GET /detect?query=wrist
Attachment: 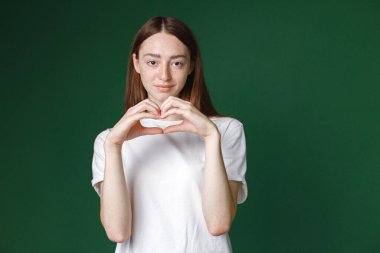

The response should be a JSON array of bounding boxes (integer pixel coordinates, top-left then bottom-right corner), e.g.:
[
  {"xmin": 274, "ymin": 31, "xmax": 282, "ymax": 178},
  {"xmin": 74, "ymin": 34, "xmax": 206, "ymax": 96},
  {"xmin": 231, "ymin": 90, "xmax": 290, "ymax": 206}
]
[
  {"xmin": 204, "ymin": 127, "xmax": 220, "ymax": 142},
  {"xmin": 104, "ymin": 138, "xmax": 123, "ymax": 153}
]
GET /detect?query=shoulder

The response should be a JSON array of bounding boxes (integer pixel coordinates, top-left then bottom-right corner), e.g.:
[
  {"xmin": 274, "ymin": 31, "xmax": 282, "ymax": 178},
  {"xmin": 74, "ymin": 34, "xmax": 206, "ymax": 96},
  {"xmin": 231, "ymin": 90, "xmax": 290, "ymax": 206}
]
[
  {"xmin": 94, "ymin": 128, "xmax": 112, "ymax": 143},
  {"xmin": 209, "ymin": 116, "xmax": 244, "ymax": 137}
]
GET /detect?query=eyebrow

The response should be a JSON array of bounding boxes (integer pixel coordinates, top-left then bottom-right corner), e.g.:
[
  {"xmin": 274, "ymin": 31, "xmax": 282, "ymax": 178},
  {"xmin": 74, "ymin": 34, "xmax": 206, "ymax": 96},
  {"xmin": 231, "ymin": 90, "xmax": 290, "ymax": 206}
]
[{"xmin": 142, "ymin": 53, "xmax": 187, "ymax": 59}]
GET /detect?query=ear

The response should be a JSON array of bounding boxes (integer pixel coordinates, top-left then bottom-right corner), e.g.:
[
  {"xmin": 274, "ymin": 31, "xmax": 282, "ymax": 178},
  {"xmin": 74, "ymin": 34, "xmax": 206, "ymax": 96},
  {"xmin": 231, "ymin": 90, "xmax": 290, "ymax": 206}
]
[{"xmin": 132, "ymin": 53, "xmax": 141, "ymax": 74}]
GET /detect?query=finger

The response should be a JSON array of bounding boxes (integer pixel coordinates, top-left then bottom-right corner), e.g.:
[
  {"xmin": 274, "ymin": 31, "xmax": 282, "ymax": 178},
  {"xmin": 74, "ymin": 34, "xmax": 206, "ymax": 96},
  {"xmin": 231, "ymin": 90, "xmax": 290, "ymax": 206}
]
[
  {"xmin": 130, "ymin": 101, "xmax": 160, "ymax": 116},
  {"xmin": 132, "ymin": 112, "xmax": 160, "ymax": 122},
  {"xmin": 160, "ymin": 96, "xmax": 174, "ymax": 111},
  {"xmin": 160, "ymin": 108, "xmax": 187, "ymax": 119},
  {"xmin": 139, "ymin": 100, "xmax": 161, "ymax": 114},
  {"xmin": 146, "ymin": 98, "xmax": 161, "ymax": 108},
  {"xmin": 161, "ymin": 99, "xmax": 191, "ymax": 116},
  {"xmin": 142, "ymin": 98, "xmax": 161, "ymax": 111},
  {"xmin": 140, "ymin": 127, "xmax": 163, "ymax": 135},
  {"xmin": 160, "ymin": 96, "xmax": 185, "ymax": 113},
  {"xmin": 115, "ymin": 111, "xmax": 155, "ymax": 129},
  {"xmin": 163, "ymin": 124, "xmax": 188, "ymax": 134}
]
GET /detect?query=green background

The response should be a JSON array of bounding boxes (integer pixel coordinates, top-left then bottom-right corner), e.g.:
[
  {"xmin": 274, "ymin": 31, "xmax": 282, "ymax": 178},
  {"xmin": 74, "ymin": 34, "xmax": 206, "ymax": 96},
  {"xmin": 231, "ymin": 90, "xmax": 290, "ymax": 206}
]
[{"xmin": 1, "ymin": 0, "xmax": 379, "ymax": 252}]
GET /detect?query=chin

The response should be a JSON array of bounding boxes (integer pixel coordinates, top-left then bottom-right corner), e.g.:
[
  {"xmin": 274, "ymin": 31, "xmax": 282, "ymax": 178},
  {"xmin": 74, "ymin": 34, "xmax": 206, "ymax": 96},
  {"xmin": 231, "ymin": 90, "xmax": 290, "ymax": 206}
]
[
  {"xmin": 159, "ymin": 92, "xmax": 177, "ymax": 99},
  {"xmin": 153, "ymin": 94, "xmax": 172, "ymax": 103},
  {"xmin": 149, "ymin": 89, "xmax": 180, "ymax": 104}
]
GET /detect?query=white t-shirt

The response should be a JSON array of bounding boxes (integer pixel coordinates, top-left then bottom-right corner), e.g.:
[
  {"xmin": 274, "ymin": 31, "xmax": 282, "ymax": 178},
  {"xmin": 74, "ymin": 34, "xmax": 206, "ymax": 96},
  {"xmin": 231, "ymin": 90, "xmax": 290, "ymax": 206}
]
[{"xmin": 91, "ymin": 116, "xmax": 248, "ymax": 253}]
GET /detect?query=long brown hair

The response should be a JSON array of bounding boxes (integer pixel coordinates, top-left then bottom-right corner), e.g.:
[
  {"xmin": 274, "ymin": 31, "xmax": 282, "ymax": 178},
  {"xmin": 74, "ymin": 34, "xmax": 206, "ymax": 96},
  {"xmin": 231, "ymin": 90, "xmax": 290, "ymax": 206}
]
[{"xmin": 124, "ymin": 16, "xmax": 221, "ymax": 117}]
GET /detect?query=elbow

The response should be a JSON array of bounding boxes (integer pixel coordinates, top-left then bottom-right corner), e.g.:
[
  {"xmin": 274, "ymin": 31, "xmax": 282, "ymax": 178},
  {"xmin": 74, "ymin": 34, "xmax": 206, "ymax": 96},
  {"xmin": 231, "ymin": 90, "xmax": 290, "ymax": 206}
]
[
  {"xmin": 101, "ymin": 217, "xmax": 132, "ymax": 243},
  {"xmin": 100, "ymin": 210, "xmax": 132, "ymax": 243},
  {"xmin": 206, "ymin": 209, "xmax": 236, "ymax": 236},
  {"xmin": 106, "ymin": 229, "xmax": 131, "ymax": 243},
  {"xmin": 206, "ymin": 219, "xmax": 232, "ymax": 236}
]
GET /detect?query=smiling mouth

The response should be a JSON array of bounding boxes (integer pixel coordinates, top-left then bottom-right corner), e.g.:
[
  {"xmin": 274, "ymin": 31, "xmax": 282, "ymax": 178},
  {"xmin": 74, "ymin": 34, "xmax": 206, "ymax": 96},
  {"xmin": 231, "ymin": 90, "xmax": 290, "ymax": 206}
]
[{"xmin": 155, "ymin": 85, "xmax": 174, "ymax": 92}]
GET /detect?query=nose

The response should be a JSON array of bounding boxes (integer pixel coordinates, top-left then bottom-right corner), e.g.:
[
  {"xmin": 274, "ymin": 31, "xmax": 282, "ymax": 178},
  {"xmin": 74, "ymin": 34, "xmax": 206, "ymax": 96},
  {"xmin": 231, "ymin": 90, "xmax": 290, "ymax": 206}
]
[{"xmin": 159, "ymin": 63, "xmax": 171, "ymax": 81}]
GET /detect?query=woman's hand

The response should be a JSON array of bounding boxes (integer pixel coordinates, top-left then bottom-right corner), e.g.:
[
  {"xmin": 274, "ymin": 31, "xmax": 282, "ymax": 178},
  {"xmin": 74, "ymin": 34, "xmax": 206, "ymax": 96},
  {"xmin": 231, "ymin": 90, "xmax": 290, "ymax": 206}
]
[
  {"xmin": 106, "ymin": 99, "xmax": 163, "ymax": 146},
  {"xmin": 160, "ymin": 96, "xmax": 219, "ymax": 138}
]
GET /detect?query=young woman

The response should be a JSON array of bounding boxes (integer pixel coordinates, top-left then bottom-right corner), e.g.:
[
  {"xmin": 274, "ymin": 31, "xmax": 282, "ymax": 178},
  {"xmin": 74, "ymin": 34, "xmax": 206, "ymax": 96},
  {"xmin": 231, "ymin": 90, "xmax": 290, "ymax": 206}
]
[{"xmin": 91, "ymin": 16, "xmax": 248, "ymax": 253}]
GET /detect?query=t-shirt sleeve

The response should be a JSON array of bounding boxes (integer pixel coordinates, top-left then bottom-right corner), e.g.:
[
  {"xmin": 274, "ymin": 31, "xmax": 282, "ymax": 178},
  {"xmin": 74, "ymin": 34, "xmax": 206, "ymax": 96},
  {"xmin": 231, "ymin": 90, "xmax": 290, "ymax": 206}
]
[
  {"xmin": 91, "ymin": 129, "xmax": 110, "ymax": 196},
  {"xmin": 221, "ymin": 119, "xmax": 248, "ymax": 204}
]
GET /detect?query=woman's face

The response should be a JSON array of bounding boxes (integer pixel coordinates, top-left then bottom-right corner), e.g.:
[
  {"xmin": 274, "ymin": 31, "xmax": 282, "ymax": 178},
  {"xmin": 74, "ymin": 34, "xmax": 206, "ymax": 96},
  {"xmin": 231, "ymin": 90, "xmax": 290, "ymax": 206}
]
[{"xmin": 133, "ymin": 32, "xmax": 194, "ymax": 106}]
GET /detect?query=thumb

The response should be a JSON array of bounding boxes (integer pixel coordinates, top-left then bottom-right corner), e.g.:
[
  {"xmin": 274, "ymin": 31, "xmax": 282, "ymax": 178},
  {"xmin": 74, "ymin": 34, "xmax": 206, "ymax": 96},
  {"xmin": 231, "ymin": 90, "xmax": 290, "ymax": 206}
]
[
  {"xmin": 141, "ymin": 127, "xmax": 164, "ymax": 135},
  {"xmin": 163, "ymin": 124, "xmax": 187, "ymax": 134}
]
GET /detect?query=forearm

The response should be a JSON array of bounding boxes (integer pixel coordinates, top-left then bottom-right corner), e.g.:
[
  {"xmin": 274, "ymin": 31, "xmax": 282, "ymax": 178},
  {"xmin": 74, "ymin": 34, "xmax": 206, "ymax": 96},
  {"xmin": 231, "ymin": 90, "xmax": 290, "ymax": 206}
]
[
  {"xmin": 202, "ymin": 131, "xmax": 236, "ymax": 236},
  {"xmin": 101, "ymin": 141, "xmax": 132, "ymax": 242}
]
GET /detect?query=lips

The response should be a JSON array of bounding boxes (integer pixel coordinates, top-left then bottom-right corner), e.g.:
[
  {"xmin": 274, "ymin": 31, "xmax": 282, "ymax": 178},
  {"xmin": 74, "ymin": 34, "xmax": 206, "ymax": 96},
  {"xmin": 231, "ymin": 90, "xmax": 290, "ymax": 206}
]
[
  {"xmin": 155, "ymin": 84, "xmax": 174, "ymax": 92},
  {"xmin": 155, "ymin": 84, "xmax": 174, "ymax": 88}
]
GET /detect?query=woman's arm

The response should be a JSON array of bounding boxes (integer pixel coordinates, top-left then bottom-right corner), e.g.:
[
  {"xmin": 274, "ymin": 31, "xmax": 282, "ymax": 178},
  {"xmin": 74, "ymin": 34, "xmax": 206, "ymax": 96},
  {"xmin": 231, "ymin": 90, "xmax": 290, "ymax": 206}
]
[
  {"xmin": 159, "ymin": 96, "xmax": 241, "ymax": 236},
  {"xmin": 202, "ymin": 130, "xmax": 240, "ymax": 236},
  {"xmin": 99, "ymin": 141, "xmax": 132, "ymax": 243},
  {"xmin": 98, "ymin": 99, "xmax": 162, "ymax": 243}
]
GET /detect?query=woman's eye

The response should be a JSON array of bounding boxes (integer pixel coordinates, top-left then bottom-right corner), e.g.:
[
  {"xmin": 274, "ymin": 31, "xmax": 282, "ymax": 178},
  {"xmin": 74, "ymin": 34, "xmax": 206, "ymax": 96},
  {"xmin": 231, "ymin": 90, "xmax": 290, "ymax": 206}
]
[
  {"xmin": 173, "ymin": 62, "xmax": 184, "ymax": 67},
  {"xmin": 147, "ymin": 61, "xmax": 157, "ymax": 66}
]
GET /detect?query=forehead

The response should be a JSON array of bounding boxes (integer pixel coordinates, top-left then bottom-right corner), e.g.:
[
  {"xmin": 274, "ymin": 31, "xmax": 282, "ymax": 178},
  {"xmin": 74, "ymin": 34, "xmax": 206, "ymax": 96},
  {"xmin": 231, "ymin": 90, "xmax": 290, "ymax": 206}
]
[{"xmin": 139, "ymin": 32, "xmax": 189, "ymax": 57}]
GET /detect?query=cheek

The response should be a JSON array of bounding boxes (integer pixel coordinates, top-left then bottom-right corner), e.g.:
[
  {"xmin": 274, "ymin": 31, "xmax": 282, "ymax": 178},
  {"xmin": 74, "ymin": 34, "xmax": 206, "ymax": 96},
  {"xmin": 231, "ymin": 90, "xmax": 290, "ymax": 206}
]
[
  {"xmin": 139, "ymin": 69, "xmax": 155, "ymax": 82},
  {"xmin": 139, "ymin": 74, "xmax": 152, "ymax": 90},
  {"xmin": 175, "ymin": 69, "xmax": 190, "ymax": 82}
]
